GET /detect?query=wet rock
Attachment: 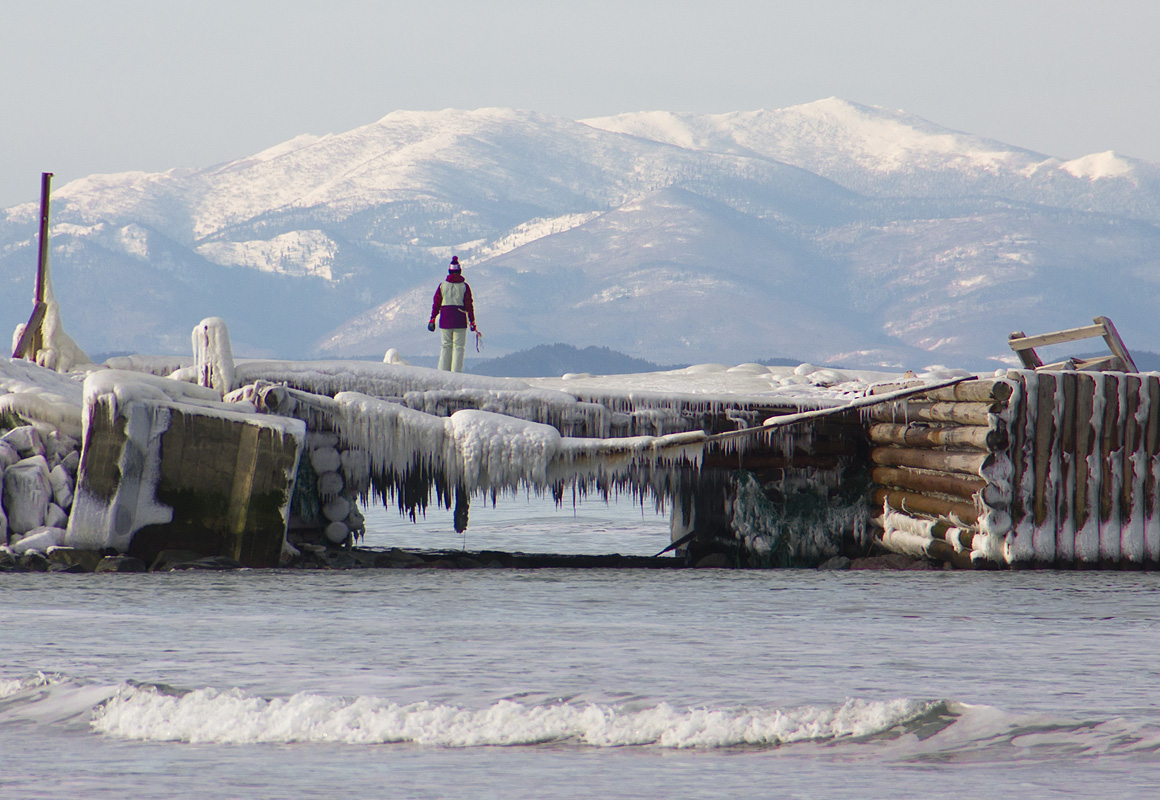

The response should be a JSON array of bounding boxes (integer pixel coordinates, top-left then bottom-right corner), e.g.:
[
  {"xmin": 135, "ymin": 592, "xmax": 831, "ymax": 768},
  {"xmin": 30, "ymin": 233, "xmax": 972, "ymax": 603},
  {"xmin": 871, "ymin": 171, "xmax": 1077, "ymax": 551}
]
[
  {"xmin": 19, "ymin": 551, "xmax": 49, "ymax": 571},
  {"xmin": 319, "ymin": 550, "xmax": 360, "ymax": 569},
  {"xmin": 94, "ymin": 555, "xmax": 149, "ymax": 573},
  {"xmin": 694, "ymin": 552, "xmax": 733, "ymax": 569},
  {"xmin": 149, "ymin": 549, "xmax": 210, "ymax": 571},
  {"xmin": 456, "ymin": 556, "xmax": 486, "ymax": 569},
  {"xmin": 0, "ymin": 548, "xmax": 17, "ymax": 570},
  {"xmin": 48, "ymin": 547, "xmax": 105, "ymax": 572},
  {"xmin": 49, "ymin": 561, "xmax": 88, "ymax": 573},
  {"xmin": 171, "ymin": 556, "xmax": 244, "ymax": 571},
  {"xmin": 818, "ymin": 555, "xmax": 852, "ymax": 570},
  {"xmin": 849, "ymin": 554, "xmax": 936, "ymax": 571},
  {"xmin": 383, "ymin": 548, "xmax": 426, "ymax": 566}
]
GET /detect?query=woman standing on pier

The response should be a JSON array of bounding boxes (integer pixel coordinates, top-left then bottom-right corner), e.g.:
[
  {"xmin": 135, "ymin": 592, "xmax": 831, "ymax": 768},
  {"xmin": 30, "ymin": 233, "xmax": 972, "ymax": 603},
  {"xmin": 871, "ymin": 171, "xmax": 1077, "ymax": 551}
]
[{"xmin": 428, "ymin": 256, "xmax": 478, "ymax": 372}]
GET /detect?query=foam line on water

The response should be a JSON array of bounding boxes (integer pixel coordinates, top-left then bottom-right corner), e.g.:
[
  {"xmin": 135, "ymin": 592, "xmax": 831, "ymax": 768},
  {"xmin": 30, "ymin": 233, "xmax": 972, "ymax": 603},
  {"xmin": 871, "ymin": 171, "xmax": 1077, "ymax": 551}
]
[{"xmin": 86, "ymin": 683, "xmax": 947, "ymax": 747}]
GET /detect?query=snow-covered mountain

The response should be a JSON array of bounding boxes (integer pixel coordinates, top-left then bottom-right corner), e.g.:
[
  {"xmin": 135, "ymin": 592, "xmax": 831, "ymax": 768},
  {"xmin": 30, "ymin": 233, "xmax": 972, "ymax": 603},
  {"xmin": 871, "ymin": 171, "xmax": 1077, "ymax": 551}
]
[{"xmin": 2, "ymin": 100, "xmax": 1158, "ymax": 369}]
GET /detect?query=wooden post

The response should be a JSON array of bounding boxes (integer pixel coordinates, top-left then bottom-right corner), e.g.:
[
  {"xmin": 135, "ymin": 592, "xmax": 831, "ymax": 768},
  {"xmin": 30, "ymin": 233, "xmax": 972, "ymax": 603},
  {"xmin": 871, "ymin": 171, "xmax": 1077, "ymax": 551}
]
[
  {"xmin": 12, "ymin": 173, "xmax": 53, "ymax": 359},
  {"xmin": 31, "ymin": 172, "xmax": 52, "ymax": 356}
]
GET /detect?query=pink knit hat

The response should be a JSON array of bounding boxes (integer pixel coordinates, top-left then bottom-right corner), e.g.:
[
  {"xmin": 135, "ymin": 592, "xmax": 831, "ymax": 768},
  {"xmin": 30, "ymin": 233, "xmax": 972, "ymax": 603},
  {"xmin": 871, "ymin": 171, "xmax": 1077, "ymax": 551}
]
[{"xmin": 449, "ymin": 256, "xmax": 461, "ymax": 272}]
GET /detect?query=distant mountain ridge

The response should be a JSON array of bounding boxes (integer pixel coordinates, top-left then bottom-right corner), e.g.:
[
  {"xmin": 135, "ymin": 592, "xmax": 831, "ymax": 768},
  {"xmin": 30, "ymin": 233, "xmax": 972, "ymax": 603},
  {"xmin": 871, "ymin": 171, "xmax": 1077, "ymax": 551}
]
[{"xmin": 3, "ymin": 100, "xmax": 1159, "ymax": 369}]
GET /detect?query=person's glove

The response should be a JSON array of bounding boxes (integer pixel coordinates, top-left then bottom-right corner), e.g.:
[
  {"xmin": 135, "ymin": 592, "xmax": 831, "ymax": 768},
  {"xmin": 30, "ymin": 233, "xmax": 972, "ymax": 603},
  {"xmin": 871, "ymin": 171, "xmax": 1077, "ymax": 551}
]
[
  {"xmin": 470, "ymin": 323, "xmax": 477, "ymax": 332},
  {"xmin": 428, "ymin": 320, "xmax": 436, "ymax": 332}
]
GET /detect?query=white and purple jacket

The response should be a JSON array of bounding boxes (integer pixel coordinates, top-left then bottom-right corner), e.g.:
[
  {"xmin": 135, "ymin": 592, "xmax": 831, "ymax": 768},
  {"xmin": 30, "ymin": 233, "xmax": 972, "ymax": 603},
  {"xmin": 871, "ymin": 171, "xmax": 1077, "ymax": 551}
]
[{"xmin": 430, "ymin": 273, "xmax": 476, "ymax": 329}]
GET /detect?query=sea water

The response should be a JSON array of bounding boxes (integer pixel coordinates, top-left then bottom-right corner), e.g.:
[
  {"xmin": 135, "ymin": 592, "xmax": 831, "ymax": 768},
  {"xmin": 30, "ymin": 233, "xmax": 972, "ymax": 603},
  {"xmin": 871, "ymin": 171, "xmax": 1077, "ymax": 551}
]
[{"xmin": 3, "ymin": 497, "xmax": 1160, "ymax": 799}]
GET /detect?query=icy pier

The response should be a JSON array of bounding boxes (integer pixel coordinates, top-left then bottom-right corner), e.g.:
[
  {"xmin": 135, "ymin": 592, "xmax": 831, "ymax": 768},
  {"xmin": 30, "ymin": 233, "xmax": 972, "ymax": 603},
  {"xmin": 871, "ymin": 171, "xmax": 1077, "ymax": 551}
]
[{"xmin": 9, "ymin": 336, "xmax": 1160, "ymax": 571}]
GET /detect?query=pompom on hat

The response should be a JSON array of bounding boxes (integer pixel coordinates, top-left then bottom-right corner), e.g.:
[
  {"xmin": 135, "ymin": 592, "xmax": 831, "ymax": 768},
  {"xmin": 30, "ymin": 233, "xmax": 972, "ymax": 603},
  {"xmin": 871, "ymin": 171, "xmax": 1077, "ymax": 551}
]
[{"xmin": 448, "ymin": 256, "xmax": 461, "ymax": 273}]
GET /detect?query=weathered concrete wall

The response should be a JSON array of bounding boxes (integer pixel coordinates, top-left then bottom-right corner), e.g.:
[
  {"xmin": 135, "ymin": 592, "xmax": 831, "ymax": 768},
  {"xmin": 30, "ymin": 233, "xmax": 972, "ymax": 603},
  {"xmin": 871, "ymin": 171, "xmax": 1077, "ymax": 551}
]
[{"xmin": 68, "ymin": 396, "xmax": 305, "ymax": 568}]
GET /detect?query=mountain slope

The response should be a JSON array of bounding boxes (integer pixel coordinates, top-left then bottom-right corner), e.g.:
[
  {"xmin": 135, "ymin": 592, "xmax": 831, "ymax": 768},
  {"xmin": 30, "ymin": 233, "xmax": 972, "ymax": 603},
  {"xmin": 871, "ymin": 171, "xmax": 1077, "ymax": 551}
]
[{"xmin": 2, "ymin": 101, "xmax": 1159, "ymax": 368}]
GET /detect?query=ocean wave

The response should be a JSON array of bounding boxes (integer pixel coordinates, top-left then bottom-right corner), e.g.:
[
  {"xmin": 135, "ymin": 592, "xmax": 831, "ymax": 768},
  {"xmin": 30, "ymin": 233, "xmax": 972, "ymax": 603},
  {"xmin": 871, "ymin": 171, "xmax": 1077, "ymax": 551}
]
[
  {"xmin": 3, "ymin": 672, "xmax": 1159, "ymax": 757},
  {"xmin": 91, "ymin": 687, "xmax": 947, "ymax": 748}
]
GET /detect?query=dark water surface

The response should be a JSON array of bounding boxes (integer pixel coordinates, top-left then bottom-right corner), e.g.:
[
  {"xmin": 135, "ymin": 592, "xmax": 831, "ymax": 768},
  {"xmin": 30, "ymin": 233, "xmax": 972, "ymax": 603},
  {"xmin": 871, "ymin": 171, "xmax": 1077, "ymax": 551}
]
[{"xmin": 3, "ymin": 500, "xmax": 1159, "ymax": 798}]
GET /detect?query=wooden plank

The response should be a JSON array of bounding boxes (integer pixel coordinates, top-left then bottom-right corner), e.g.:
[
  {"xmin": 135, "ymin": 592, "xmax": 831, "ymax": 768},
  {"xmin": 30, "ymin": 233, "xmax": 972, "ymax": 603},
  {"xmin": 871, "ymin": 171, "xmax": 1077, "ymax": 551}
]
[
  {"xmin": 1096, "ymin": 315, "xmax": 1139, "ymax": 374},
  {"xmin": 1009, "ymin": 331, "xmax": 1044, "ymax": 368},
  {"xmin": 1008, "ymin": 371, "xmax": 1029, "ymax": 535},
  {"xmin": 1033, "ymin": 373, "xmax": 1056, "ymax": 528},
  {"xmin": 1032, "ymin": 373, "xmax": 1057, "ymax": 563},
  {"xmin": 1055, "ymin": 372, "xmax": 1076, "ymax": 563},
  {"xmin": 1075, "ymin": 355, "xmax": 1123, "ymax": 372},
  {"xmin": 1146, "ymin": 375, "xmax": 1160, "ymax": 562},
  {"xmin": 1008, "ymin": 323, "xmax": 1108, "ymax": 351},
  {"xmin": 11, "ymin": 301, "xmax": 47, "ymax": 359},
  {"xmin": 1121, "ymin": 374, "xmax": 1145, "ymax": 562},
  {"xmin": 1099, "ymin": 373, "xmax": 1122, "ymax": 563}
]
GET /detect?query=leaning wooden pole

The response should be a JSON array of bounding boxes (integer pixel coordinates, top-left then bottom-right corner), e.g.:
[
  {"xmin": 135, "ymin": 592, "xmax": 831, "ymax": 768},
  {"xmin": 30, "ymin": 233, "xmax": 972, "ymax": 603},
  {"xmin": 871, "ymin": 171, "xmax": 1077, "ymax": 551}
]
[{"xmin": 12, "ymin": 172, "xmax": 53, "ymax": 359}]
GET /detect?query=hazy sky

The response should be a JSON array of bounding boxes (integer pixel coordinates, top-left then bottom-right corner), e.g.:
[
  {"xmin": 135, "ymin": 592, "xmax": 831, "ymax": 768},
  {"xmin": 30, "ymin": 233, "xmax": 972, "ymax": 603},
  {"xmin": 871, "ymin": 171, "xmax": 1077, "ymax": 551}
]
[{"xmin": 3, "ymin": 0, "xmax": 1158, "ymax": 207}]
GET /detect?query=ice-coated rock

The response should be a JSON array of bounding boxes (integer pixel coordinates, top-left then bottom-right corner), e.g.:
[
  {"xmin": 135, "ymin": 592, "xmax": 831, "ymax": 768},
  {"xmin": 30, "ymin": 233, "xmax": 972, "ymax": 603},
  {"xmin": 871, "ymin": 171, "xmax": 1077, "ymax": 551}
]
[
  {"xmin": 317, "ymin": 470, "xmax": 344, "ymax": 499},
  {"xmin": 324, "ymin": 520, "xmax": 350, "ymax": 544},
  {"xmin": 0, "ymin": 441, "xmax": 18, "ymax": 469},
  {"xmin": 11, "ymin": 526, "xmax": 67, "ymax": 555},
  {"xmin": 1, "ymin": 426, "xmax": 43, "ymax": 458},
  {"xmin": 306, "ymin": 431, "xmax": 340, "ymax": 450},
  {"xmin": 3, "ymin": 455, "xmax": 52, "ymax": 535},
  {"xmin": 310, "ymin": 446, "xmax": 341, "ymax": 474},
  {"xmin": 45, "ymin": 502, "xmax": 69, "ymax": 529},
  {"xmin": 60, "ymin": 450, "xmax": 81, "ymax": 476},
  {"xmin": 322, "ymin": 496, "xmax": 351, "ymax": 523},
  {"xmin": 49, "ymin": 464, "xmax": 74, "ymax": 510}
]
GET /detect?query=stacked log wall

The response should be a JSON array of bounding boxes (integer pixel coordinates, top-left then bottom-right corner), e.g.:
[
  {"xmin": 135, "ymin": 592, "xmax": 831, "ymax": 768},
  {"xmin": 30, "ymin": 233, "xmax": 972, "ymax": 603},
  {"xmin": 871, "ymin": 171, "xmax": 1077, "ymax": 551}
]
[
  {"xmin": 871, "ymin": 371, "xmax": 1160, "ymax": 569},
  {"xmin": 867, "ymin": 378, "xmax": 1019, "ymax": 568}
]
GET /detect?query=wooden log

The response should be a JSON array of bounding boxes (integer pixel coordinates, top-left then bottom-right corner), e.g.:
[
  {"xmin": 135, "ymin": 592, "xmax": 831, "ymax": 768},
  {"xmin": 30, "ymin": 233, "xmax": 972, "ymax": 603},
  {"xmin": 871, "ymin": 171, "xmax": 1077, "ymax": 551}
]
[
  {"xmin": 878, "ymin": 528, "xmax": 967, "ymax": 567},
  {"xmin": 1056, "ymin": 371, "xmax": 1077, "ymax": 563},
  {"xmin": 869, "ymin": 402, "xmax": 996, "ymax": 426},
  {"xmin": 871, "ymin": 465, "xmax": 986, "ymax": 502},
  {"xmin": 1146, "ymin": 375, "xmax": 1160, "ymax": 561},
  {"xmin": 918, "ymin": 379, "xmax": 1014, "ymax": 404},
  {"xmin": 870, "ymin": 446, "xmax": 989, "ymax": 476},
  {"xmin": 873, "ymin": 487, "xmax": 980, "ymax": 525},
  {"xmin": 1009, "ymin": 323, "xmax": 1107, "ymax": 351},
  {"xmin": 1100, "ymin": 373, "xmax": 1122, "ymax": 562},
  {"xmin": 1009, "ymin": 332, "xmax": 1044, "ymax": 368},
  {"xmin": 1033, "ymin": 372, "xmax": 1056, "ymax": 528},
  {"xmin": 867, "ymin": 422, "xmax": 1006, "ymax": 452},
  {"xmin": 1074, "ymin": 373, "xmax": 1095, "ymax": 533},
  {"xmin": 1121, "ymin": 374, "xmax": 1144, "ymax": 562}
]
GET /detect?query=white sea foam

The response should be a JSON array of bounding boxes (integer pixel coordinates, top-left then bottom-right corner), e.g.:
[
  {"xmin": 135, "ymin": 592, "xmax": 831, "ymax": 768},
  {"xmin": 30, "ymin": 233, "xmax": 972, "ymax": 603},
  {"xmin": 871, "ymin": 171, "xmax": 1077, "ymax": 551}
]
[{"xmin": 90, "ymin": 686, "xmax": 941, "ymax": 748}]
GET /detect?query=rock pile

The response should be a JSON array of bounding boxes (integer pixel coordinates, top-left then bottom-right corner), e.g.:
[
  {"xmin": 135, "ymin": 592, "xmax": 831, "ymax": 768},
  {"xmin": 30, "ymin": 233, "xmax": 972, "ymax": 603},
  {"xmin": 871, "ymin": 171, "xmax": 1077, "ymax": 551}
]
[
  {"xmin": 0, "ymin": 422, "xmax": 80, "ymax": 555},
  {"xmin": 287, "ymin": 428, "xmax": 368, "ymax": 549}
]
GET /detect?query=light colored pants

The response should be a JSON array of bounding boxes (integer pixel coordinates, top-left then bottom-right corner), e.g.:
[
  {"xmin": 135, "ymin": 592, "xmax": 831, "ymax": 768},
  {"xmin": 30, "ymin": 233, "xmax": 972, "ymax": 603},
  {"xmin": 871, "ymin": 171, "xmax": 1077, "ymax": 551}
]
[{"xmin": 439, "ymin": 327, "xmax": 467, "ymax": 372}]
